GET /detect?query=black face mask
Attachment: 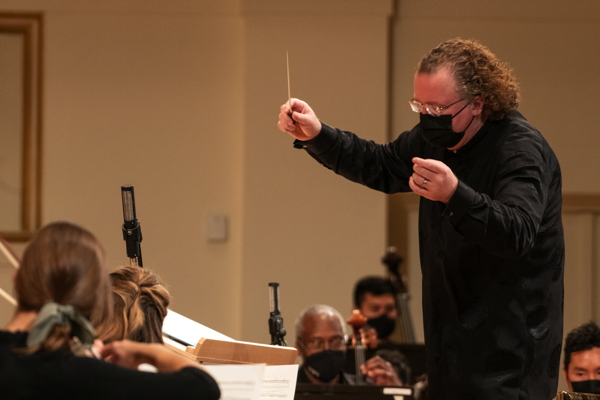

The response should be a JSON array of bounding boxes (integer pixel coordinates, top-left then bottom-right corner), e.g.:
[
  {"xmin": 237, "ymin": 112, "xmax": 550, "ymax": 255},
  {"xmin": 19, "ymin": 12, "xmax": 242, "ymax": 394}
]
[
  {"xmin": 303, "ymin": 350, "xmax": 346, "ymax": 383},
  {"xmin": 367, "ymin": 314, "xmax": 396, "ymax": 339},
  {"xmin": 418, "ymin": 101, "xmax": 473, "ymax": 148},
  {"xmin": 571, "ymin": 380, "xmax": 600, "ymax": 394}
]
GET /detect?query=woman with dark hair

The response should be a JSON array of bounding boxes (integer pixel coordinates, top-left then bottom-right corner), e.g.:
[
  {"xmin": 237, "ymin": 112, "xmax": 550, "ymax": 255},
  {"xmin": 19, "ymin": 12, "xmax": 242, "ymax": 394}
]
[
  {"xmin": 0, "ymin": 221, "xmax": 219, "ymax": 400},
  {"xmin": 94, "ymin": 265, "xmax": 170, "ymax": 344}
]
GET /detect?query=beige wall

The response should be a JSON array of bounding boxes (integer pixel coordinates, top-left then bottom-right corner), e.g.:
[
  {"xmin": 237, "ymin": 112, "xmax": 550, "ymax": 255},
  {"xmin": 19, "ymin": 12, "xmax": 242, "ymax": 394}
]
[
  {"xmin": 0, "ymin": 0, "xmax": 392, "ymax": 347},
  {"xmin": 239, "ymin": 1, "xmax": 391, "ymax": 344}
]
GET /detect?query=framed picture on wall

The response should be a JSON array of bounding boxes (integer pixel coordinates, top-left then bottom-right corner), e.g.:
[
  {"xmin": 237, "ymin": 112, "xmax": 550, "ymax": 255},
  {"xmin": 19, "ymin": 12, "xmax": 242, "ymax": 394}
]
[{"xmin": 0, "ymin": 13, "xmax": 42, "ymax": 241}]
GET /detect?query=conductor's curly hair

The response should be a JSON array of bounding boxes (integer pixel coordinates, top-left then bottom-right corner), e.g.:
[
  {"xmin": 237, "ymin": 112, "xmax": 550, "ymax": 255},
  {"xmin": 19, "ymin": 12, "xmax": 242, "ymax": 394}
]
[{"xmin": 417, "ymin": 38, "xmax": 520, "ymax": 122}]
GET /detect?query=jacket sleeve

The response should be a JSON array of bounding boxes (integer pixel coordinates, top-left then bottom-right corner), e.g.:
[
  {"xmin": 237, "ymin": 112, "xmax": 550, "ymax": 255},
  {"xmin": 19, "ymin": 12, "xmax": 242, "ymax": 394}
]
[
  {"xmin": 295, "ymin": 122, "xmax": 421, "ymax": 194},
  {"xmin": 442, "ymin": 145, "xmax": 560, "ymax": 259}
]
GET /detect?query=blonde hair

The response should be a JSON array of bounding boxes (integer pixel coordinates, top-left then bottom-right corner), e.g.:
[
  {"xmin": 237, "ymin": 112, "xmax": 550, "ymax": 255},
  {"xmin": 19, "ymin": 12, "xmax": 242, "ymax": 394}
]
[
  {"xmin": 15, "ymin": 221, "xmax": 112, "ymax": 353},
  {"xmin": 94, "ymin": 266, "xmax": 170, "ymax": 344},
  {"xmin": 417, "ymin": 38, "xmax": 520, "ymax": 122}
]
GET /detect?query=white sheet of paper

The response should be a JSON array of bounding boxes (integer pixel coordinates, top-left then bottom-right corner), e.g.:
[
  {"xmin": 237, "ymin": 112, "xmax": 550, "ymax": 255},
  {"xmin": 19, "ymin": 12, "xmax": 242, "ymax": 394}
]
[
  {"xmin": 203, "ymin": 364, "xmax": 265, "ymax": 400},
  {"xmin": 260, "ymin": 364, "xmax": 299, "ymax": 400},
  {"xmin": 383, "ymin": 387, "xmax": 413, "ymax": 396},
  {"xmin": 162, "ymin": 309, "xmax": 233, "ymax": 346}
]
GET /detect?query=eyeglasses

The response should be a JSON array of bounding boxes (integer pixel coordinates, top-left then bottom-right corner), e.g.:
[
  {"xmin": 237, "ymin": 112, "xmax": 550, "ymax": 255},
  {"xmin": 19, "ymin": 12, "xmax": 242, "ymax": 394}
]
[
  {"xmin": 302, "ymin": 335, "xmax": 346, "ymax": 351},
  {"xmin": 409, "ymin": 98, "xmax": 465, "ymax": 117}
]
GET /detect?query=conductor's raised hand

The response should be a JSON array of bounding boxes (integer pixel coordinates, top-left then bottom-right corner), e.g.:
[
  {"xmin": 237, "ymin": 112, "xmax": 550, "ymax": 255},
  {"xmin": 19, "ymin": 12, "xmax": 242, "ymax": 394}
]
[
  {"xmin": 408, "ymin": 157, "xmax": 458, "ymax": 203},
  {"xmin": 277, "ymin": 98, "xmax": 322, "ymax": 141}
]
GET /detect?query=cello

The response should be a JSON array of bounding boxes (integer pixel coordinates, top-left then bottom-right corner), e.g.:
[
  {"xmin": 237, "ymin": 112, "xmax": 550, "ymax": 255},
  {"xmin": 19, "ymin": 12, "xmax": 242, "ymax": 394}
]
[
  {"xmin": 382, "ymin": 246, "xmax": 415, "ymax": 343},
  {"xmin": 346, "ymin": 309, "xmax": 368, "ymax": 385}
]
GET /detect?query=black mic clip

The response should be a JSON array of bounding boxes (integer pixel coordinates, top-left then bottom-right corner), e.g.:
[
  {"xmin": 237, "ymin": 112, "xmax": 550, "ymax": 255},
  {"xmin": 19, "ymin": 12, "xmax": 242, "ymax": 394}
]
[
  {"xmin": 268, "ymin": 282, "xmax": 287, "ymax": 346},
  {"xmin": 121, "ymin": 185, "xmax": 143, "ymax": 267}
]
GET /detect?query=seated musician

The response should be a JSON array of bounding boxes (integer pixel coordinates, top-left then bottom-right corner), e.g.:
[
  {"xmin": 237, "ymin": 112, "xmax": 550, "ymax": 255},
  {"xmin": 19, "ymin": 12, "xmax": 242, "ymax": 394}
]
[
  {"xmin": 353, "ymin": 276, "xmax": 398, "ymax": 345},
  {"xmin": 93, "ymin": 265, "xmax": 170, "ymax": 344},
  {"xmin": 295, "ymin": 304, "xmax": 403, "ymax": 386},
  {"xmin": 352, "ymin": 276, "xmax": 413, "ymax": 383},
  {"xmin": 563, "ymin": 321, "xmax": 600, "ymax": 394},
  {"xmin": 0, "ymin": 221, "xmax": 219, "ymax": 399}
]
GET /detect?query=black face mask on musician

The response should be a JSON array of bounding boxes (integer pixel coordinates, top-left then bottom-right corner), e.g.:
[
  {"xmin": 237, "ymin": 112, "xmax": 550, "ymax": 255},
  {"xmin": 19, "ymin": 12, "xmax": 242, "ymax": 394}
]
[
  {"xmin": 418, "ymin": 101, "xmax": 473, "ymax": 149},
  {"xmin": 303, "ymin": 350, "xmax": 346, "ymax": 383},
  {"xmin": 367, "ymin": 314, "xmax": 396, "ymax": 340},
  {"xmin": 571, "ymin": 380, "xmax": 600, "ymax": 394}
]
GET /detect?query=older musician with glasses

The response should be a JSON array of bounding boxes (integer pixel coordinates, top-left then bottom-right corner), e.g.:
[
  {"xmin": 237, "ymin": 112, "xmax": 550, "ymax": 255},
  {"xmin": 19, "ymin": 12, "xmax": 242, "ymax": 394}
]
[
  {"xmin": 295, "ymin": 304, "xmax": 402, "ymax": 386},
  {"xmin": 278, "ymin": 38, "xmax": 563, "ymax": 400}
]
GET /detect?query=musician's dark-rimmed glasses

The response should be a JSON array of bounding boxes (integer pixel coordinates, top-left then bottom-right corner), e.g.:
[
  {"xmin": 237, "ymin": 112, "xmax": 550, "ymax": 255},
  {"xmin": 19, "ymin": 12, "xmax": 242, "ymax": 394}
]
[{"xmin": 302, "ymin": 335, "xmax": 346, "ymax": 351}]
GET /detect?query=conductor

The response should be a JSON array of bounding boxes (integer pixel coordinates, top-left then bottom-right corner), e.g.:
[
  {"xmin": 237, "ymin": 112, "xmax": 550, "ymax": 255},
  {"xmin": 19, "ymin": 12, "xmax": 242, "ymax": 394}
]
[{"xmin": 277, "ymin": 38, "xmax": 564, "ymax": 400}]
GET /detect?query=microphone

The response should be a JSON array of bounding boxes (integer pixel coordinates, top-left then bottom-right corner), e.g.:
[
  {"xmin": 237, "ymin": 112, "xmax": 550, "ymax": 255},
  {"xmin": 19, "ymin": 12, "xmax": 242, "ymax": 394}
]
[
  {"xmin": 121, "ymin": 185, "xmax": 143, "ymax": 267},
  {"xmin": 268, "ymin": 282, "xmax": 287, "ymax": 346}
]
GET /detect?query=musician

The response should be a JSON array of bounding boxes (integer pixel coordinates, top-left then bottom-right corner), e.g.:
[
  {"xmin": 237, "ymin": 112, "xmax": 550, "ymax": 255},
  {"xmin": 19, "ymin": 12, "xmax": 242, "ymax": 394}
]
[
  {"xmin": 353, "ymin": 276, "xmax": 398, "ymax": 343},
  {"xmin": 94, "ymin": 265, "xmax": 170, "ymax": 344},
  {"xmin": 295, "ymin": 304, "xmax": 403, "ymax": 386},
  {"xmin": 0, "ymin": 222, "xmax": 219, "ymax": 399},
  {"xmin": 350, "ymin": 276, "xmax": 414, "ymax": 384},
  {"xmin": 563, "ymin": 321, "xmax": 600, "ymax": 394},
  {"xmin": 279, "ymin": 37, "xmax": 564, "ymax": 400}
]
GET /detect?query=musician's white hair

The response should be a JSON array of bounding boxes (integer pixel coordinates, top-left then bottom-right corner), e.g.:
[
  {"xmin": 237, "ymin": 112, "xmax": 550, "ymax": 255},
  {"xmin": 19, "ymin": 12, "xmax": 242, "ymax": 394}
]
[{"xmin": 295, "ymin": 304, "xmax": 347, "ymax": 341}]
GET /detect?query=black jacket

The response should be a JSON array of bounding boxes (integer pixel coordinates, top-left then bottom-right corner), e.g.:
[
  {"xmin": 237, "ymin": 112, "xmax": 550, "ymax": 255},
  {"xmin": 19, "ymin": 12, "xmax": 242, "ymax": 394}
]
[{"xmin": 296, "ymin": 111, "xmax": 564, "ymax": 400}]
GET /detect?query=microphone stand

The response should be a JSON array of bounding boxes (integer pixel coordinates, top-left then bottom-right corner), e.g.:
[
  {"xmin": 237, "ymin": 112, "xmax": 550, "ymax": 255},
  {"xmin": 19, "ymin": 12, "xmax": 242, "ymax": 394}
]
[
  {"xmin": 121, "ymin": 185, "xmax": 143, "ymax": 267},
  {"xmin": 268, "ymin": 282, "xmax": 287, "ymax": 346}
]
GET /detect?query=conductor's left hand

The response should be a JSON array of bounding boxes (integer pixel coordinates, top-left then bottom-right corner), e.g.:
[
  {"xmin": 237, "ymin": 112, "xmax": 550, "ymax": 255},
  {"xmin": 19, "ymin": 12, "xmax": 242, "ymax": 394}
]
[{"xmin": 409, "ymin": 157, "xmax": 458, "ymax": 203}]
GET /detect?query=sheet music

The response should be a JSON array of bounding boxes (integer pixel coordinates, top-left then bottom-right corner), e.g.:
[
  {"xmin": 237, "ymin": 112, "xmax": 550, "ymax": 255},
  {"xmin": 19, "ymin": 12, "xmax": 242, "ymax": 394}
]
[
  {"xmin": 260, "ymin": 364, "xmax": 298, "ymax": 400},
  {"xmin": 162, "ymin": 309, "xmax": 233, "ymax": 347},
  {"xmin": 202, "ymin": 364, "xmax": 299, "ymax": 400},
  {"xmin": 203, "ymin": 364, "xmax": 265, "ymax": 400}
]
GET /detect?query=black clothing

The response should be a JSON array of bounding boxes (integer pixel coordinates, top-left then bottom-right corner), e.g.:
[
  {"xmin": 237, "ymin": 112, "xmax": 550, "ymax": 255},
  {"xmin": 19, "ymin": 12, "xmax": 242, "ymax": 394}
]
[
  {"xmin": 0, "ymin": 330, "xmax": 220, "ymax": 400},
  {"xmin": 297, "ymin": 366, "xmax": 356, "ymax": 385},
  {"xmin": 296, "ymin": 111, "xmax": 564, "ymax": 400}
]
